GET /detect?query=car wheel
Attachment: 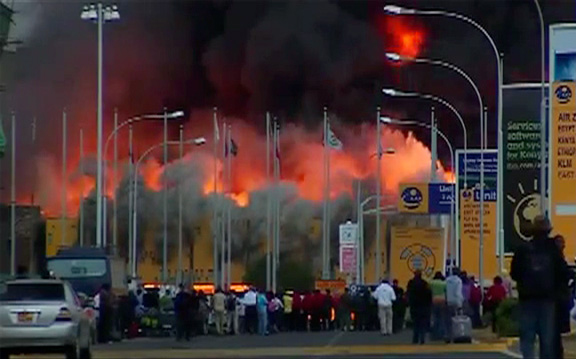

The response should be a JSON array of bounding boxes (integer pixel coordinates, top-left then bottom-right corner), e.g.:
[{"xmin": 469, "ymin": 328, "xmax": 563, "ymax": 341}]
[{"xmin": 0, "ymin": 349, "xmax": 10, "ymax": 359}]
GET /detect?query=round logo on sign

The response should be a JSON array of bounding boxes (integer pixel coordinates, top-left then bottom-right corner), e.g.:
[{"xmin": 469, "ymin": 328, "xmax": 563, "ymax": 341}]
[
  {"xmin": 556, "ymin": 85, "xmax": 572, "ymax": 104},
  {"xmin": 401, "ymin": 187, "xmax": 423, "ymax": 210},
  {"xmin": 399, "ymin": 243, "xmax": 436, "ymax": 278}
]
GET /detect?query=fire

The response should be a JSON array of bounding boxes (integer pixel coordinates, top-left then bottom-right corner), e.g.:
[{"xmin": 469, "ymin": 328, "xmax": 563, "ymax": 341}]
[
  {"xmin": 30, "ymin": 111, "xmax": 450, "ymax": 216},
  {"xmin": 376, "ymin": 15, "xmax": 425, "ymax": 59}
]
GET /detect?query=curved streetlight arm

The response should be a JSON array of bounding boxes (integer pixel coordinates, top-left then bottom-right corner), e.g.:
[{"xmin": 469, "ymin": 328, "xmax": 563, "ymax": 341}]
[
  {"xmin": 104, "ymin": 112, "xmax": 184, "ymax": 161},
  {"xmin": 130, "ymin": 136, "xmax": 207, "ymax": 278},
  {"xmin": 382, "ymin": 88, "xmax": 468, "ymax": 186}
]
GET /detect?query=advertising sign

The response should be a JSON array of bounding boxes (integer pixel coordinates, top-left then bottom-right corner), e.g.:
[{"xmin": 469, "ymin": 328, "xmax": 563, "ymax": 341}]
[
  {"xmin": 502, "ymin": 86, "xmax": 544, "ymax": 253},
  {"xmin": 398, "ymin": 183, "xmax": 454, "ymax": 214},
  {"xmin": 398, "ymin": 183, "xmax": 428, "ymax": 214},
  {"xmin": 459, "ymin": 188, "xmax": 498, "ymax": 280},
  {"xmin": 549, "ymin": 24, "xmax": 576, "ymax": 258},
  {"xmin": 390, "ymin": 226, "xmax": 444, "ymax": 287},
  {"xmin": 339, "ymin": 246, "xmax": 357, "ymax": 273},
  {"xmin": 339, "ymin": 222, "xmax": 358, "ymax": 246}
]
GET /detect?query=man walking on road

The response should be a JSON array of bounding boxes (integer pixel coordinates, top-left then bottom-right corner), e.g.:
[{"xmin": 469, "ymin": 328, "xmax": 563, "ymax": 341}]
[
  {"xmin": 511, "ymin": 215, "xmax": 568, "ymax": 359},
  {"xmin": 373, "ymin": 279, "xmax": 396, "ymax": 335}
]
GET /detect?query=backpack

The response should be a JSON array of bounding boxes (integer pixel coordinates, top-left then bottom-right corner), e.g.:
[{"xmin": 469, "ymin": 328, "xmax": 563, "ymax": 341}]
[{"xmin": 521, "ymin": 241, "xmax": 555, "ymax": 296}]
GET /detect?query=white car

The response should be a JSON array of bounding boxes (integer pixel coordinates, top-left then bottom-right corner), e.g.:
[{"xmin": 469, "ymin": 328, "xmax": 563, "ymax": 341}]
[{"xmin": 0, "ymin": 279, "xmax": 92, "ymax": 359}]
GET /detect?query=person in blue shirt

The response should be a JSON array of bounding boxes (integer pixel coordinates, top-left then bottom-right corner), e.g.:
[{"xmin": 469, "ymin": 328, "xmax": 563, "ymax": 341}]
[{"xmin": 257, "ymin": 289, "xmax": 269, "ymax": 336}]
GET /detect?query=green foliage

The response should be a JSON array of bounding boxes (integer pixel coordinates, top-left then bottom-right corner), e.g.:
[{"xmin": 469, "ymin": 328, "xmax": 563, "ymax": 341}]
[
  {"xmin": 495, "ymin": 298, "xmax": 520, "ymax": 337},
  {"xmin": 243, "ymin": 255, "xmax": 315, "ymax": 291}
]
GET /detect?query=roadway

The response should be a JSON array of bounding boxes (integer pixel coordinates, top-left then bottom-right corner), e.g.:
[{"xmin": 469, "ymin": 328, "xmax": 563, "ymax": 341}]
[{"xmin": 87, "ymin": 330, "xmax": 519, "ymax": 359}]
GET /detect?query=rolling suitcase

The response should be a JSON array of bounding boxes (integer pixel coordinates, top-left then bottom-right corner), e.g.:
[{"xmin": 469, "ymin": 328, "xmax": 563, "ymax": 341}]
[{"xmin": 451, "ymin": 311, "xmax": 472, "ymax": 343}]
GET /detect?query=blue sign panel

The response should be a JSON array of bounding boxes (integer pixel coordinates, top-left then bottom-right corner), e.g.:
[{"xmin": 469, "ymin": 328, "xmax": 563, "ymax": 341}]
[
  {"xmin": 457, "ymin": 151, "xmax": 498, "ymax": 176},
  {"xmin": 429, "ymin": 183, "xmax": 455, "ymax": 214}
]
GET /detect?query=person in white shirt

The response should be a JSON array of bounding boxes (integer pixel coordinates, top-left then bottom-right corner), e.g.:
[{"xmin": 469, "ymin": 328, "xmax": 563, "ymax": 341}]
[
  {"xmin": 242, "ymin": 288, "xmax": 258, "ymax": 334},
  {"xmin": 372, "ymin": 279, "xmax": 397, "ymax": 335}
]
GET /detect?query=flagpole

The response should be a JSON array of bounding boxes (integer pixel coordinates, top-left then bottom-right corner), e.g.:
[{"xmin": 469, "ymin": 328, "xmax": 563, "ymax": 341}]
[
  {"xmin": 375, "ymin": 106, "xmax": 381, "ymax": 282},
  {"xmin": 355, "ymin": 180, "xmax": 361, "ymax": 283},
  {"xmin": 79, "ymin": 129, "xmax": 85, "ymax": 247},
  {"xmin": 227, "ymin": 125, "xmax": 232, "ymax": 290},
  {"xmin": 266, "ymin": 112, "xmax": 272, "ymax": 291},
  {"xmin": 10, "ymin": 111, "xmax": 16, "ymax": 276},
  {"xmin": 113, "ymin": 108, "xmax": 118, "ymax": 255},
  {"xmin": 31, "ymin": 117, "xmax": 36, "ymax": 205},
  {"xmin": 322, "ymin": 107, "xmax": 329, "ymax": 280},
  {"xmin": 162, "ymin": 108, "xmax": 168, "ymax": 283},
  {"xmin": 275, "ymin": 122, "xmax": 281, "ymax": 276},
  {"xmin": 128, "ymin": 122, "xmax": 134, "ymax": 277},
  {"xmin": 271, "ymin": 119, "xmax": 277, "ymax": 292},
  {"xmin": 220, "ymin": 122, "xmax": 227, "ymax": 288},
  {"xmin": 61, "ymin": 108, "xmax": 67, "ymax": 247},
  {"xmin": 212, "ymin": 107, "xmax": 219, "ymax": 287},
  {"xmin": 178, "ymin": 124, "xmax": 184, "ymax": 285}
]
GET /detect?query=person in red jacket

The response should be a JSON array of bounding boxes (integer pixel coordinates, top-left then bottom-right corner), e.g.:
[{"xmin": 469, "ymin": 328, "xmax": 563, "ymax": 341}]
[
  {"xmin": 486, "ymin": 276, "xmax": 508, "ymax": 332},
  {"xmin": 311, "ymin": 290, "xmax": 325, "ymax": 331}
]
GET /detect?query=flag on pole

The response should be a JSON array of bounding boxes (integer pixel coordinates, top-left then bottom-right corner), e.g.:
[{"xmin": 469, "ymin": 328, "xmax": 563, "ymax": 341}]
[
  {"xmin": 324, "ymin": 124, "xmax": 343, "ymax": 150},
  {"xmin": 225, "ymin": 138, "xmax": 238, "ymax": 157}
]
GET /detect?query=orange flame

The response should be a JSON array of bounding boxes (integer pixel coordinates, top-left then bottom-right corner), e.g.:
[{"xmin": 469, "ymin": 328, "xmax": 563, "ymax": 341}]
[
  {"xmin": 31, "ymin": 111, "xmax": 451, "ymax": 216},
  {"xmin": 377, "ymin": 15, "xmax": 425, "ymax": 60}
]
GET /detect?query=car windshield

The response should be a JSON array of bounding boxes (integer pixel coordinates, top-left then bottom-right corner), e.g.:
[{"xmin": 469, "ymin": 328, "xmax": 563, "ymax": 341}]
[
  {"xmin": 46, "ymin": 258, "xmax": 107, "ymax": 279},
  {"xmin": 0, "ymin": 283, "xmax": 65, "ymax": 301}
]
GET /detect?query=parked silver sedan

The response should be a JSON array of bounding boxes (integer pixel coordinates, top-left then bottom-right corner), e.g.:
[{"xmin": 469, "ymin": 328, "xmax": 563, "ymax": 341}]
[{"xmin": 0, "ymin": 279, "xmax": 92, "ymax": 359}]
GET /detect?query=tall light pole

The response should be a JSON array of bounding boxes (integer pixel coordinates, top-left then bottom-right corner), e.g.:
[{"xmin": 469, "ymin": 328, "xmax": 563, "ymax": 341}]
[
  {"xmin": 81, "ymin": 3, "xmax": 120, "ymax": 249},
  {"xmin": 534, "ymin": 0, "xmax": 547, "ymax": 215},
  {"xmin": 384, "ymin": 4, "xmax": 501, "ymax": 282},
  {"xmin": 381, "ymin": 86, "xmax": 468, "ymax": 186},
  {"xmin": 178, "ymin": 124, "xmax": 184, "ymax": 284},
  {"xmin": 131, "ymin": 137, "xmax": 207, "ymax": 278},
  {"xmin": 375, "ymin": 107, "xmax": 382, "ymax": 281},
  {"xmin": 385, "ymin": 52, "xmax": 485, "ymax": 271}
]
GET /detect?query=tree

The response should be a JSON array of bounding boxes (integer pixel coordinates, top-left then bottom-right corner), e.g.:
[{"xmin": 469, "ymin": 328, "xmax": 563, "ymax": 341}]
[{"xmin": 243, "ymin": 255, "xmax": 315, "ymax": 291}]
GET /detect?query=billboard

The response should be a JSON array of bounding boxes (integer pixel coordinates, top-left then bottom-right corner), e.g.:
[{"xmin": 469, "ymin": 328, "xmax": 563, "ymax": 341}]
[
  {"xmin": 502, "ymin": 86, "xmax": 545, "ymax": 253},
  {"xmin": 390, "ymin": 226, "xmax": 444, "ymax": 287},
  {"xmin": 549, "ymin": 24, "xmax": 576, "ymax": 258},
  {"xmin": 455, "ymin": 149, "xmax": 498, "ymax": 262},
  {"xmin": 398, "ymin": 183, "xmax": 454, "ymax": 214},
  {"xmin": 459, "ymin": 189, "xmax": 498, "ymax": 280}
]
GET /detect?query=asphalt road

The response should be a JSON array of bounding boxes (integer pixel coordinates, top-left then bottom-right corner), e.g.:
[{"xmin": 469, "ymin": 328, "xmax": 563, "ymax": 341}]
[{"xmin": 86, "ymin": 330, "xmax": 519, "ymax": 359}]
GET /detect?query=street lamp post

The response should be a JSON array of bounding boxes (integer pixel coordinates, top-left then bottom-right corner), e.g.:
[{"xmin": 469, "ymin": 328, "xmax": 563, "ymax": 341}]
[
  {"xmin": 81, "ymin": 3, "xmax": 120, "ymax": 249},
  {"xmin": 385, "ymin": 52, "xmax": 486, "ymax": 271},
  {"xmin": 102, "ymin": 110, "xmax": 184, "ymax": 253},
  {"xmin": 384, "ymin": 4, "xmax": 502, "ymax": 282},
  {"xmin": 381, "ymin": 117, "xmax": 456, "ymax": 278},
  {"xmin": 381, "ymin": 86, "xmax": 468, "ymax": 186},
  {"xmin": 131, "ymin": 137, "xmax": 206, "ymax": 279}
]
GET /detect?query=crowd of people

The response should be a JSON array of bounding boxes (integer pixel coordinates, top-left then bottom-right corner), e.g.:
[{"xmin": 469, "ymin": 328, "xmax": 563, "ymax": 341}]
[{"xmin": 92, "ymin": 214, "xmax": 573, "ymax": 359}]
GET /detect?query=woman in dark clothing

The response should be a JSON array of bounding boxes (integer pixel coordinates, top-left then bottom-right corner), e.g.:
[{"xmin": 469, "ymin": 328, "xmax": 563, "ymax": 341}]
[{"xmin": 407, "ymin": 270, "xmax": 432, "ymax": 345}]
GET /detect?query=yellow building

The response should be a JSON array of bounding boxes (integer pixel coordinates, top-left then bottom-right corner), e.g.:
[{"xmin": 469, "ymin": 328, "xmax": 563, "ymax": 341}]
[{"xmin": 45, "ymin": 218, "xmax": 79, "ymax": 257}]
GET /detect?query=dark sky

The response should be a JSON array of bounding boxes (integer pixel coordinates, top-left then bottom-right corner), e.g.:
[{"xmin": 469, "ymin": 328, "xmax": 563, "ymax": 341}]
[{"xmin": 1, "ymin": 0, "xmax": 575, "ymax": 198}]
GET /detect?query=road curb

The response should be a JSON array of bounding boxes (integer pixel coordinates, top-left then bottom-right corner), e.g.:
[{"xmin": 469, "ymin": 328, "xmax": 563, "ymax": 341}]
[{"xmin": 91, "ymin": 343, "xmax": 510, "ymax": 358}]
